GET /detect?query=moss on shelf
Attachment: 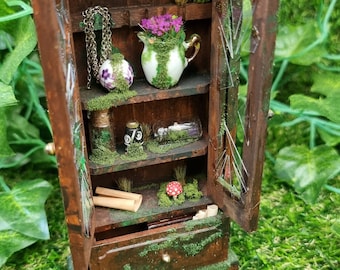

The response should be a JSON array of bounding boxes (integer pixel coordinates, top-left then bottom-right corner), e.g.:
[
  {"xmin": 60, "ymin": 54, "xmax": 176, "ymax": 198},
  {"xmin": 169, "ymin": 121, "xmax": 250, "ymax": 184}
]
[
  {"xmin": 120, "ymin": 142, "xmax": 147, "ymax": 161},
  {"xmin": 146, "ymin": 139, "xmax": 196, "ymax": 154},
  {"xmin": 89, "ymin": 145, "xmax": 119, "ymax": 165},
  {"xmin": 87, "ymin": 89, "xmax": 137, "ymax": 111},
  {"xmin": 157, "ymin": 179, "xmax": 202, "ymax": 207}
]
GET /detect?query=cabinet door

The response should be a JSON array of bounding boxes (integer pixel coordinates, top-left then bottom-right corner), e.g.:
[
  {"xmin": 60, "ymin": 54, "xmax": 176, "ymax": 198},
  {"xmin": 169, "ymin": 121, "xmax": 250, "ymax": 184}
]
[
  {"xmin": 208, "ymin": 0, "xmax": 279, "ymax": 232},
  {"xmin": 32, "ymin": 0, "xmax": 95, "ymax": 268}
]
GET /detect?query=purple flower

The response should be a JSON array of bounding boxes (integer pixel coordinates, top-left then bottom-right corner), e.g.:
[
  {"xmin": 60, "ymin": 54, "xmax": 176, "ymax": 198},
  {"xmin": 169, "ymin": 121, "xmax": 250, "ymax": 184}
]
[
  {"xmin": 172, "ymin": 17, "xmax": 183, "ymax": 32},
  {"xmin": 101, "ymin": 69, "xmax": 110, "ymax": 80},
  {"xmin": 140, "ymin": 14, "xmax": 184, "ymax": 39}
]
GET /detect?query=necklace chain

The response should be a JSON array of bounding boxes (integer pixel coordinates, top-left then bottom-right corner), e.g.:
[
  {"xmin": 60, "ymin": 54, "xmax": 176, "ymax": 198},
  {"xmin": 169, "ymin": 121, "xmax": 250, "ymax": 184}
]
[{"xmin": 82, "ymin": 6, "xmax": 112, "ymax": 89}]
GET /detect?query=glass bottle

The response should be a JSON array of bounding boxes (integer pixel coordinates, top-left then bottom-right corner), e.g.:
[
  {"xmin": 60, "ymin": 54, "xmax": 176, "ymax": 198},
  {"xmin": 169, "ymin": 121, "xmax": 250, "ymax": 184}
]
[{"xmin": 89, "ymin": 109, "xmax": 115, "ymax": 152}]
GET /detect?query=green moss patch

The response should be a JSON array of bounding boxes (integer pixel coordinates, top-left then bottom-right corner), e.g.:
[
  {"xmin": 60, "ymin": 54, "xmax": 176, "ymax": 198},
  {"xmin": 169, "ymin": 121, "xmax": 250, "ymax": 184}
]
[
  {"xmin": 138, "ymin": 215, "xmax": 225, "ymax": 258},
  {"xmin": 87, "ymin": 89, "xmax": 137, "ymax": 111},
  {"xmin": 146, "ymin": 139, "xmax": 196, "ymax": 154},
  {"xmin": 157, "ymin": 179, "xmax": 202, "ymax": 207},
  {"xmin": 146, "ymin": 37, "xmax": 185, "ymax": 89},
  {"xmin": 89, "ymin": 146, "xmax": 119, "ymax": 165},
  {"xmin": 120, "ymin": 142, "xmax": 147, "ymax": 161}
]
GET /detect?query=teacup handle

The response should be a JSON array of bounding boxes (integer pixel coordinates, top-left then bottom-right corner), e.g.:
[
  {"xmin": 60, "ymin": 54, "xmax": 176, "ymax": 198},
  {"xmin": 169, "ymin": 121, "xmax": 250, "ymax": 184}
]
[{"xmin": 185, "ymin": 34, "xmax": 201, "ymax": 63}]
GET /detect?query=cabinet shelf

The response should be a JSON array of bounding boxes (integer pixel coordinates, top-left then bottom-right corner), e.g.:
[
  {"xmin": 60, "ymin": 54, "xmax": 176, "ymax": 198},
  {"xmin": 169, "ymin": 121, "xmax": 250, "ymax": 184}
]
[
  {"xmin": 89, "ymin": 137, "xmax": 208, "ymax": 175},
  {"xmin": 94, "ymin": 181, "xmax": 213, "ymax": 234},
  {"xmin": 80, "ymin": 73, "xmax": 210, "ymax": 110}
]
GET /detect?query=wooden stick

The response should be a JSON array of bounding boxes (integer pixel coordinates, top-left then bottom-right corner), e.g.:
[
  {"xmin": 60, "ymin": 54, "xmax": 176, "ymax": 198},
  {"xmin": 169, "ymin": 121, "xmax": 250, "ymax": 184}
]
[
  {"xmin": 93, "ymin": 196, "xmax": 142, "ymax": 212},
  {"xmin": 95, "ymin": 186, "xmax": 142, "ymax": 201}
]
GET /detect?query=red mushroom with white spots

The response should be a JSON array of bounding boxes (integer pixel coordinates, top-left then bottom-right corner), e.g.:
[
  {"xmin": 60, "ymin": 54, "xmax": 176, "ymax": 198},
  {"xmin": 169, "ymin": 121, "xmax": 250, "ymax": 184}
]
[{"xmin": 166, "ymin": 181, "xmax": 183, "ymax": 199}]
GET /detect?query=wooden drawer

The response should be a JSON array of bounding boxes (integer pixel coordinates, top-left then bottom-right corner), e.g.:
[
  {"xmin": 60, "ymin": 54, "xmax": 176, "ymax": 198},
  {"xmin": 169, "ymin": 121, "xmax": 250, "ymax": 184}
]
[{"xmin": 90, "ymin": 214, "xmax": 230, "ymax": 269}]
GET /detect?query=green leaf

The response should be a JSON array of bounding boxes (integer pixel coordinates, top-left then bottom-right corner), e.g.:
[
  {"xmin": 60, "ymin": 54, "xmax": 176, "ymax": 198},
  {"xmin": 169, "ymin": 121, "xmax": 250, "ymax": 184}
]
[
  {"xmin": 29, "ymin": 148, "xmax": 57, "ymax": 168},
  {"xmin": 275, "ymin": 145, "xmax": 340, "ymax": 204},
  {"xmin": 0, "ymin": 229, "xmax": 36, "ymax": 267},
  {"xmin": 290, "ymin": 72, "xmax": 340, "ymax": 123},
  {"xmin": 0, "ymin": 153, "xmax": 31, "ymax": 169},
  {"xmin": 0, "ymin": 15, "xmax": 37, "ymax": 84},
  {"xmin": 0, "ymin": 179, "xmax": 52, "ymax": 239},
  {"xmin": 0, "ymin": 82, "xmax": 17, "ymax": 107},
  {"xmin": 275, "ymin": 23, "xmax": 327, "ymax": 65},
  {"xmin": 6, "ymin": 108, "xmax": 40, "ymax": 141},
  {"xmin": 0, "ymin": 177, "xmax": 52, "ymax": 267},
  {"xmin": 0, "ymin": 1, "xmax": 15, "ymax": 28},
  {"xmin": 0, "ymin": 108, "xmax": 14, "ymax": 157},
  {"xmin": 317, "ymin": 127, "xmax": 340, "ymax": 146}
]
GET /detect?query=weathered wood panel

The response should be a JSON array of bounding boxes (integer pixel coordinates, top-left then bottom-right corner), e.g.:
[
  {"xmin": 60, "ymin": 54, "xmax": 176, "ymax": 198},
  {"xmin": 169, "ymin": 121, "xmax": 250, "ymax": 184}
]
[
  {"xmin": 91, "ymin": 214, "xmax": 230, "ymax": 269},
  {"xmin": 207, "ymin": 0, "xmax": 279, "ymax": 232},
  {"xmin": 32, "ymin": 0, "xmax": 95, "ymax": 269}
]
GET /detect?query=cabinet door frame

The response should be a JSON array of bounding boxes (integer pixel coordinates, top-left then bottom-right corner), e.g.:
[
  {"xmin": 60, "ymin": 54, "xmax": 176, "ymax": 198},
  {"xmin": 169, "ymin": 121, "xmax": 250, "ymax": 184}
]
[
  {"xmin": 208, "ymin": 0, "xmax": 279, "ymax": 232},
  {"xmin": 32, "ymin": 0, "xmax": 95, "ymax": 268}
]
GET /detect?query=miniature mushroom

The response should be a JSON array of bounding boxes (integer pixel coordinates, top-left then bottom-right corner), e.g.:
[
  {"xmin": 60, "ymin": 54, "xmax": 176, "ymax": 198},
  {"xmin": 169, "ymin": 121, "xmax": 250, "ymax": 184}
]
[{"xmin": 166, "ymin": 181, "xmax": 183, "ymax": 199}]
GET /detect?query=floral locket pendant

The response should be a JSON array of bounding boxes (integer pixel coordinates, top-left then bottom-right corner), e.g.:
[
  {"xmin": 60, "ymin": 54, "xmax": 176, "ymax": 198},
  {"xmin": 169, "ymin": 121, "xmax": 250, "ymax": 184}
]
[{"xmin": 98, "ymin": 54, "xmax": 134, "ymax": 92}]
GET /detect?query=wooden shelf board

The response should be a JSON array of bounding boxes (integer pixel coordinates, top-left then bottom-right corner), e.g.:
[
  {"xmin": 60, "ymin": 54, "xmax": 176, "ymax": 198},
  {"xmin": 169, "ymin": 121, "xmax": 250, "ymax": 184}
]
[
  {"xmin": 71, "ymin": 3, "xmax": 212, "ymax": 33},
  {"xmin": 89, "ymin": 137, "xmax": 208, "ymax": 175},
  {"xmin": 80, "ymin": 73, "xmax": 210, "ymax": 109},
  {"xmin": 94, "ymin": 181, "xmax": 213, "ymax": 233}
]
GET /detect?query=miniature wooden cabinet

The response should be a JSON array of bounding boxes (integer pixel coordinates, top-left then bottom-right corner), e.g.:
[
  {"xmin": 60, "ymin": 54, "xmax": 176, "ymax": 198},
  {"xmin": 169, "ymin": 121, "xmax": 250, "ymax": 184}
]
[{"xmin": 32, "ymin": 0, "xmax": 278, "ymax": 269}]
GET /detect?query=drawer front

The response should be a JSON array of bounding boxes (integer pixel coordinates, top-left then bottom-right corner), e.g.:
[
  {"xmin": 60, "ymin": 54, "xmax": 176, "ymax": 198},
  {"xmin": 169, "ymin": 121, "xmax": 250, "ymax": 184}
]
[{"xmin": 90, "ymin": 214, "xmax": 229, "ymax": 269}]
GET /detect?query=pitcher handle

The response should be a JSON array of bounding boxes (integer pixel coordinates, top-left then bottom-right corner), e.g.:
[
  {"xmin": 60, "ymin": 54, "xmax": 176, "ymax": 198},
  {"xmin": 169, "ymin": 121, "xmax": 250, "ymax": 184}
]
[{"xmin": 186, "ymin": 34, "xmax": 201, "ymax": 63}]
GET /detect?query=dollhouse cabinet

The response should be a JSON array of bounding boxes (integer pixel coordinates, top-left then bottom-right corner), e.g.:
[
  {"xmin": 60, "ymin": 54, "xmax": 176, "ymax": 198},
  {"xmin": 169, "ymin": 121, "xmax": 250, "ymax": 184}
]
[{"xmin": 32, "ymin": 0, "xmax": 278, "ymax": 269}]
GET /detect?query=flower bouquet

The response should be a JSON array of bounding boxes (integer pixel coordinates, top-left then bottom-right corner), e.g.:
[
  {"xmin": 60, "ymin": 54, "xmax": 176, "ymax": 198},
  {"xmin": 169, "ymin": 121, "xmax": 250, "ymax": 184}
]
[
  {"xmin": 137, "ymin": 14, "xmax": 200, "ymax": 89},
  {"xmin": 139, "ymin": 14, "xmax": 185, "ymax": 43}
]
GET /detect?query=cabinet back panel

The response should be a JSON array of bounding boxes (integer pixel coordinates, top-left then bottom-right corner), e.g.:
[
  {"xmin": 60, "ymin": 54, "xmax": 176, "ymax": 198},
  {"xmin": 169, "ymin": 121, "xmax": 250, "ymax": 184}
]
[
  {"xmin": 73, "ymin": 19, "xmax": 211, "ymax": 86},
  {"xmin": 110, "ymin": 94, "xmax": 208, "ymax": 145},
  {"xmin": 69, "ymin": 1, "xmax": 172, "ymax": 14},
  {"xmin": 91, "ymin": 156, "xmax": 205, "ymax": 189}
]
